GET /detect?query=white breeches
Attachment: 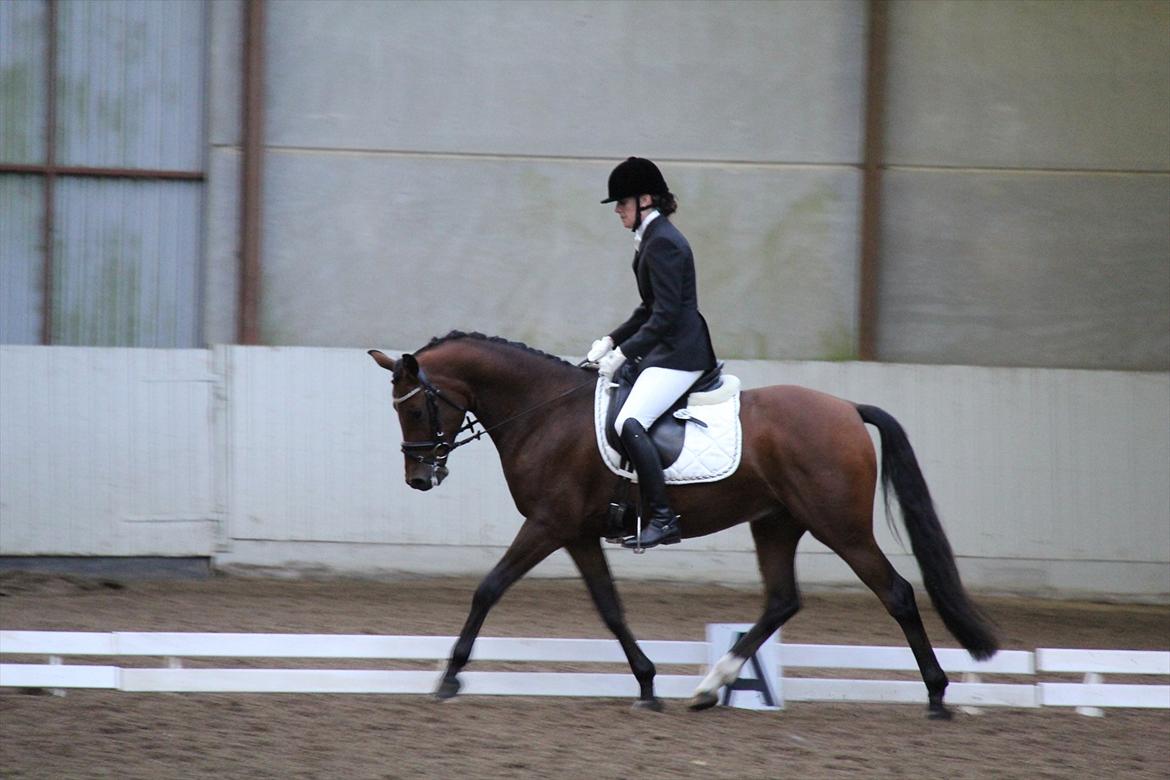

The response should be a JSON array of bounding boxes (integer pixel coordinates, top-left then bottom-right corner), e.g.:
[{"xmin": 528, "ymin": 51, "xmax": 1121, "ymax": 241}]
[{"xmin": 614, "ymin": 366, "xmax": 703, "ymax": 436}]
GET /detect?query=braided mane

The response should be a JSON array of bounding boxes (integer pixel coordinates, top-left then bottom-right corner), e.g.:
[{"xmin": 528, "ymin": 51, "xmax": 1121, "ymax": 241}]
[{"xmin": 416, "ymin": 330, "xmax": 582, "ymax": 371}]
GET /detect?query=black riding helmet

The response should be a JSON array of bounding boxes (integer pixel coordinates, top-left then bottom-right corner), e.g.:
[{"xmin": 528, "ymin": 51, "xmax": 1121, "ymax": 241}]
[
  {"xmin": 601, "ymin": 157, "xmax": 670, "ymax": 231},
  {"xmin": 600, "ymin": 156, "xmax": 669, "ymax": 203}
]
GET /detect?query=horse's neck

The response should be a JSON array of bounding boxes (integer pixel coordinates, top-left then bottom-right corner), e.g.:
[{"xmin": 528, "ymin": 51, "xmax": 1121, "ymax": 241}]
[{"xmin": 454, "ymin": 348, "xmax": 586, "ymax": 451}]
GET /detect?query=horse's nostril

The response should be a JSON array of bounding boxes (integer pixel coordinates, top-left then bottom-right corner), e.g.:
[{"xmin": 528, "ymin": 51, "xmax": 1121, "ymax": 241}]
[{"xmin": 408, "ymin": 477, "xmax": 432, "ymax": 491}]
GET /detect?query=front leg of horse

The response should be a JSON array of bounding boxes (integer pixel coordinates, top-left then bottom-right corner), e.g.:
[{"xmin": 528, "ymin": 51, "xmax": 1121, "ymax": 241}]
[
  {"xmin": 435, "ymin": 521, "xmax": 559, "ymax": 701},
  {"xmin": 435, "ymin": 569, "xmax": 509, "ymax": 700},
  {"xmin": 436, "ymin": 612, "xmax": 483, "ymax": 700}
]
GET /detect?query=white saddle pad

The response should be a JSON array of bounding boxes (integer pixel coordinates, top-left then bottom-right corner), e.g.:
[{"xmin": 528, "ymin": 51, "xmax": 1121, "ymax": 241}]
[{"xmin": 594, "ymin": 374, "xmax": 743, "ymax": 484}]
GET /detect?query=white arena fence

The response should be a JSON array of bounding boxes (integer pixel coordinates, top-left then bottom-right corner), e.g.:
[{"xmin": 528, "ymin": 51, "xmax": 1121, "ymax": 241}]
[{"xmin": 1, "ymin": 630, "xmax": 1167, "ymax": 716}]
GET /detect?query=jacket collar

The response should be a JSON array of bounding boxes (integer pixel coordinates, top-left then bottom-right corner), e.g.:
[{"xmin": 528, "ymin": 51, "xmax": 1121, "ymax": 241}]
[
  {"xmin": 633, "ymin": 209, "xmax": 661, "ymax": 246},
  {"xmin": 634, "ymin": 213, "xmax": 667, "ymax": 260}
]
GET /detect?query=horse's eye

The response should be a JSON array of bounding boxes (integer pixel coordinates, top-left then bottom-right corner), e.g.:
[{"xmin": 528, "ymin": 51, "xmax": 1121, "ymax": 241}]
[{"xmin": 409, "ymin": 410, "xmax": 423, "ymax": 422}]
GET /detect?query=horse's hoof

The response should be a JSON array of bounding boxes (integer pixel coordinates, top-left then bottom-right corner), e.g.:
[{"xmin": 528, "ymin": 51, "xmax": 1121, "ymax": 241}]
[
  {"xmin": 927, "ymin": 704, "xmax": 953, "ymax": 720},
  {"xmin": 631, "ymin": 697, "xmax": 664, "ymax": 713},
  {"xmin": 688, "ymin": 691, "xmax": 719, "ymax": 711},
  {"xmin": 434, "ymin": 678, "xmax": 461, "ymax": 701}
]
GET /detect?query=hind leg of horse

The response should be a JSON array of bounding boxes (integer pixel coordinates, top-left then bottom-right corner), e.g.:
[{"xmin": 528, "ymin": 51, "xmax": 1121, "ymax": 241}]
[
  {"xmin": 689, "ymin": 515, "xmax": 804, "ymax": 711},
  {"xmin": 565, "ymin": 538, "xmax": 663, "ymax": 710},
  {"xmin": 836, "ymin": 537, "xmax": 953, "ymax": 719},
  {"xmin": 436, "ymin": 519, "xmax": 562, "ymax": 700}
]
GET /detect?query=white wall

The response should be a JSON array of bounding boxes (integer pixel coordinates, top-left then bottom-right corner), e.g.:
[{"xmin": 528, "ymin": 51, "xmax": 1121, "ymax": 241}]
[
  {"xmin": 2, "ymin": 345, "xmax": 1167, "ymax": 599},
  {"xmin": 0, "ymin": 347, "xmax": 219, "ymax": 555}
]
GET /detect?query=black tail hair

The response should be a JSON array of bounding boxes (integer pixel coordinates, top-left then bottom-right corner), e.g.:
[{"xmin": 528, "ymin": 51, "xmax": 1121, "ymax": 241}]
[{"xmin": 856, "ymin": 404, "xmax": 999, "ymax": 660}]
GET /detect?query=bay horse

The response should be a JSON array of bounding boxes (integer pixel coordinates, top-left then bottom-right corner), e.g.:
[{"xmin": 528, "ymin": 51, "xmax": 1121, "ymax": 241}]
[{"xmin": 368, "ymin": 331, "xmax": 997, "ymax": 718}]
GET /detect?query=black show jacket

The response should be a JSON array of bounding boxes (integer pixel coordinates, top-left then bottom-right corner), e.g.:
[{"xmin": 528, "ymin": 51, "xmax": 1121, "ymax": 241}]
[{"xmin": 608, "ymin": 216, "xmax": 717, "ymax": 373}]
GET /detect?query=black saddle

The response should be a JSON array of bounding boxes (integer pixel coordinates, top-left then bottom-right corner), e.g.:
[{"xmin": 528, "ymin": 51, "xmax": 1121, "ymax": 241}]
[{"xmin": 603, "ymin": 362, "xmax": 724, "ymax": 469}]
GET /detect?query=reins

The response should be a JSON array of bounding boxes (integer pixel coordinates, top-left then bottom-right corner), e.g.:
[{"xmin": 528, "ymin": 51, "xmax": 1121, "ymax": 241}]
[{"xmin": 450, "ymin": 373, "xmax": 597, "ymax": 451}]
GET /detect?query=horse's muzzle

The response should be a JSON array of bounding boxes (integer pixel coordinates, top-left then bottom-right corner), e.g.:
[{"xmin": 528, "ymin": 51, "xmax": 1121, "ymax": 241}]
[{"xmin": 407, "ymin": 464, "xmax": 449, "ymax": 491}]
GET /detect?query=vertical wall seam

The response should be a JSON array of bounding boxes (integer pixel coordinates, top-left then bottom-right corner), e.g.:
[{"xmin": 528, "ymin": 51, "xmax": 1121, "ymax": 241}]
[{"xmin": 857, "ymin": 0, "xmax": 888, "ymax": 362}]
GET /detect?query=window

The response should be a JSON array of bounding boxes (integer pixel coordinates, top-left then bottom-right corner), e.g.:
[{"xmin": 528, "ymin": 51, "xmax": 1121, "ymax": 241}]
[{"xmin": 1, "ymin": 0, "xmax": 206, "ymax": 347}]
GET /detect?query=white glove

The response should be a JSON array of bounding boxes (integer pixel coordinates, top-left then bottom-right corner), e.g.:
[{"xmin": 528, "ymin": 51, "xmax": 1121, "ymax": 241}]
[
  {"xmin": 598, "ymin": 347, "xmax": 626, "ymax": 379},
  {"xmin": 586, "ymin": 336, "xmax": 614, "ymax": 363}
]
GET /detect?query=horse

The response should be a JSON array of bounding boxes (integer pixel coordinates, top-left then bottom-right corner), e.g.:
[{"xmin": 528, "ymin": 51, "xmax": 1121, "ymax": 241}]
[{"xmin": 368, "ymin": 331, "xmax": 998, "ymax": 719}]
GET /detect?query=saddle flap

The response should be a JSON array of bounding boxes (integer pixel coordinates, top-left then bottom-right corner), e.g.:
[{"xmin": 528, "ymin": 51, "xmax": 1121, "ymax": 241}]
[
  {"xmin": 603, "ymin": 364, "xmax": 723, "ymax": 467},
  {"xmin": 597, "ymin": 366, "xmax": 742, "ymax": 482}
]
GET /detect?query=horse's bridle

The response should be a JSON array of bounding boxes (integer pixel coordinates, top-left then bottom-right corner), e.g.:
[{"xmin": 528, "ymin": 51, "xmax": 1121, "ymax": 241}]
[
  {"xmin": 393, "ymin": 365, "xmax": 474, "ymax": 486},
  {"xmin": 394, "ymin": 362, "xmax": 597, "ymax": 486}
]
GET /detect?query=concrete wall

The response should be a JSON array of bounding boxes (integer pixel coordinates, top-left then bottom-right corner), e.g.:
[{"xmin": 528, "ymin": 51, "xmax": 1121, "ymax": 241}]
[
  {"xmin": 259, "ymin": 0, "xmax": 863, "ymax": 362},
  {"xmin": 200, "ymin": 0, "xmax": 1169, "ymax": 371},
  {"xmin": 878, "ymin": 0, "xmax": 1170, "ymax": 370},
  {"xmin": 2, "ymin": 345, "xmax": 1166, "ymax": 600},
  {"xmin": 202, "ymin": 0, "xmax": 869, "ymax": 359}
]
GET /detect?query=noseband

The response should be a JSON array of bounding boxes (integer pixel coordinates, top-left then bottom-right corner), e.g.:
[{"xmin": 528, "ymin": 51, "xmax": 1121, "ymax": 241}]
[{"xmin": 394, "ymin": 366, "xmax": 473, "ymax": 483}]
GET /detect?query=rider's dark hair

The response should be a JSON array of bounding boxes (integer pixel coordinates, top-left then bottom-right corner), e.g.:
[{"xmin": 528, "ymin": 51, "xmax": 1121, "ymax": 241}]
[{"xmin": 651, "ymin": 192, "xmax": 678, "ymax": 217}]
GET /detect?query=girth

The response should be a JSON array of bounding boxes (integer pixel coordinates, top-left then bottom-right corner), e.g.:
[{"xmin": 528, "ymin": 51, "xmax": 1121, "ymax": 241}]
[{"xmin": 603, "ymin": 362, "xmax": 724, "ymax": 469}]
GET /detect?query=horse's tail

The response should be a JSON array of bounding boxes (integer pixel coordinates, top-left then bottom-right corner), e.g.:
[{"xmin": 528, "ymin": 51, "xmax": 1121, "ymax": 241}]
[{"xmin": 855, "ymin": 404, "xmax": 999, "ymax": 660}]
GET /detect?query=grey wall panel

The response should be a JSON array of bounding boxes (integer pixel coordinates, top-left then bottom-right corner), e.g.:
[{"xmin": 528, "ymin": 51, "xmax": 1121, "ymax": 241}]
[
  {"xmin": 55, "ymin": 0, "xmax": 206, "ymax": 170},
  {"xmin": 264, "ymin": 0, "xmax": 865, "ymax": 164},
  {"xmin": 53, "ymin": 177, "xmax": 202, "ymax": 347},
  {"xmin": 0, "ymin": 0, "xmax": 47, "ymax": 164},
  {"xmin": 203, "ymin": 0, "xmax": 1170, "ymax": 371},
  {"xmin": 877, "ymin": 170, "xmax": 1170, "ymax": 370},
  {"xmin": 0, "ymin": 177, "xmax": 43, "ymax": 344},
  {"xmin": 259, "ymin": 151, "xmax": 859, "ymax": 360},
  {"xmin": 682, "ymin": 164, "xmax": 861, "ymax": 361},
  {"xmin": 201, "ymin": 147, "xmax": 240, "ymax": 345},
  {"xmin": 886, "ymin": 0, "xmax": 1170, "ymax": 171},
  {"xmin": 206, "ymin": 0, "xmax": 242, "ymax": 148}
]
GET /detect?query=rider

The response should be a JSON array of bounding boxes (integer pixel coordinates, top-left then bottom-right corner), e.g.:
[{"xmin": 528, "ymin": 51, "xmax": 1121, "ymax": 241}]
[{"xmin": 586, "ymin": 157, "xmax": 718, "ymax": 549}]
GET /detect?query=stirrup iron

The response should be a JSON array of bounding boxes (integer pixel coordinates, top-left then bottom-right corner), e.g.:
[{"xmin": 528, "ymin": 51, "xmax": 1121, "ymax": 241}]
[{"xmin": 632, "ymin": 513, "xmax": 645, "ymax": 555}]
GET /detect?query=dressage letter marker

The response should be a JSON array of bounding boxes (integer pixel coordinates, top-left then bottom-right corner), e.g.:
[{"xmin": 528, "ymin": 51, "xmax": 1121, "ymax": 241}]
[{"xmin": 706, "ymin": 623, "xmax": 783, "ymax": 711}]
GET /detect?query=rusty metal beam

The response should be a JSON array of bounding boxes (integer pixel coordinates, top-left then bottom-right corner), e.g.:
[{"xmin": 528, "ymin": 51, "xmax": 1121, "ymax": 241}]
[
  {"xmin": 40, "ymin": 0, "xmax": 58, "ymax": 345},
  {"xmin": 1, "ymin": 162, "xmax": 204, "ymax": 180},
  {"xmin": 238, "ymin": 0, "xmax": 265, "ymax": 345},
  {"xmin": 857, "ymin": 0, "xmax": 888, "ymax": 362}
]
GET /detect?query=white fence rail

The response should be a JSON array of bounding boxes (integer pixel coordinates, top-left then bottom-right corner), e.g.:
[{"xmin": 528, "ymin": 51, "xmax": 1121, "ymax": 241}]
[{"xmin": 2, "ymin": 631, "xmax": 1166, "ymax": 713}]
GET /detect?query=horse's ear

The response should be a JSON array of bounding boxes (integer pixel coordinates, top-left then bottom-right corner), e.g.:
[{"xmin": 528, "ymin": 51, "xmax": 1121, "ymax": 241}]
[
  {"xmin": 368, "ymin": 349, "xmax": 396, "ymax": 372},
  {"xmin": 400, "ymin": 353, "xmax": 419, "ymax": 378}
]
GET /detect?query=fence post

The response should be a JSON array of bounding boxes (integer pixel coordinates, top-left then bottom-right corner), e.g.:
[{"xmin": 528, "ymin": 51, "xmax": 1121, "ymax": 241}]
[
  {"xmin": 960, "ymin": 672, "xmax": 983, "ymax": 715},
  {"xmin": 48, "ymin": 655, "xmax": 66, "ymax": 698},
  {"xmin": 1076, "ymin": 672, "xmax": 1105, "ymax": 717}
]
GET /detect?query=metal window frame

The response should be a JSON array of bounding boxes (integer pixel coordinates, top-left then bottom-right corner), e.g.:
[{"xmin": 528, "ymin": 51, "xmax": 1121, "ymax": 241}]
[{"xmin": 0, "ymin": 0, "xmax": 208, "ymax": 346}]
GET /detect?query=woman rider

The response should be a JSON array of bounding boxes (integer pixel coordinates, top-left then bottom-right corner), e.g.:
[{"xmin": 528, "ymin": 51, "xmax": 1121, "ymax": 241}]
[{"xmin": 586, "ymin": 157, "xmax": 718, "ymax": 549}]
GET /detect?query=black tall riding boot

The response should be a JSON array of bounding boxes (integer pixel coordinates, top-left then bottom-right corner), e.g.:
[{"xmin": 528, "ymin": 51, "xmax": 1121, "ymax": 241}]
[{"xmin": 619, "ymin": 419, "xmax": 681, "ymax": 549}]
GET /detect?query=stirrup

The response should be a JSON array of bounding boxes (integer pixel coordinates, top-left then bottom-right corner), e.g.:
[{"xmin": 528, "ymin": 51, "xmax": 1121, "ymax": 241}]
[{"xmin": 623, "ymin": 515, "xmax": 681, "ymax": 553}]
